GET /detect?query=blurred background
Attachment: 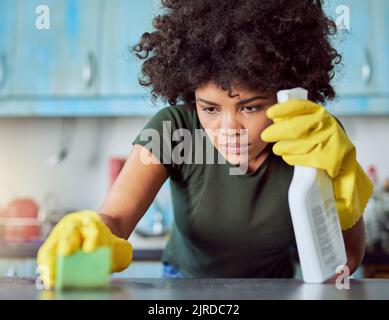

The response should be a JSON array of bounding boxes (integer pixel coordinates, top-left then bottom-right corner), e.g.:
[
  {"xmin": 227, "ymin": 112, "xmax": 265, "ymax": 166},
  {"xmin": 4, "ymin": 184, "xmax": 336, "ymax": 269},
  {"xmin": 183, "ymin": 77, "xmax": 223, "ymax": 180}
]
[{"xmin": 0, "ymin": 0, "xmax": 388, "ymax": 279}]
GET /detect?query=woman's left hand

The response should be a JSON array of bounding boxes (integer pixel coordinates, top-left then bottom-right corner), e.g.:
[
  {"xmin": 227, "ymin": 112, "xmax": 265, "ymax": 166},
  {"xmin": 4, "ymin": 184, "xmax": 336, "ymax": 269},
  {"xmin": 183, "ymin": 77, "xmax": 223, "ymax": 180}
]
[
  {"xmin": 261, "ymin": 99, "xmax": 352, "ymax": 178},
  {"xmin": 261, "ymin": 99, "xmax": 373, "ymax": 230}
]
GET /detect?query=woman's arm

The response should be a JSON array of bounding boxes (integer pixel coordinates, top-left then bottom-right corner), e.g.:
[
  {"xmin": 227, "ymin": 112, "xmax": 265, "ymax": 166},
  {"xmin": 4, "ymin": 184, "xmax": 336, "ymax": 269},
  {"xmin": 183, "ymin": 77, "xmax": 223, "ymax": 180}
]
[
  {"xmin": 342, "ymin": 215, "xmax": 366, "ymax": 275},
  {"xmin": 97, "ymin": 144, "xmax": 169, "ymax": 239},
  {"xmin": 326, "ymin": 215, "xmax": 365, "ymax": 283}
]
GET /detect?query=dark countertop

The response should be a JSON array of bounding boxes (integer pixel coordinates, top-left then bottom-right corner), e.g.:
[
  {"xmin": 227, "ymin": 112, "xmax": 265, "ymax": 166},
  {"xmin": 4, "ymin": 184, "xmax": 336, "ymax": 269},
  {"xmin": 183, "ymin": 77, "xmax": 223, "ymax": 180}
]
[{"xmin": 1, "ymin": 277, "xmax": 389, "ymax": 300}]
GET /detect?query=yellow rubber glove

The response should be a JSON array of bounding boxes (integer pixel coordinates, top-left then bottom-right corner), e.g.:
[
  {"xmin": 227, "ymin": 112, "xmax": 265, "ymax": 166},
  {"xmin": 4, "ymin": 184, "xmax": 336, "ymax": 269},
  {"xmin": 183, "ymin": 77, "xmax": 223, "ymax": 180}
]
[
  {"xmin": 261, "ymin": 99, "xmax": 373, "ymax": 230},
  {"xmin": 37, "ymin": 210, "xmax": 133, "ymax": 288}
]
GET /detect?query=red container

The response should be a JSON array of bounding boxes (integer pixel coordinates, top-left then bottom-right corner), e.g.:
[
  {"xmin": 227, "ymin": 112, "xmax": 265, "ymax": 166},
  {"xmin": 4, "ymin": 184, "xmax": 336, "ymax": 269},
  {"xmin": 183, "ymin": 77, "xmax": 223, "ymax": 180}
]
[
  {"xmin": 4, "ymin": 198, "xmax": 39, "ymax": 218},
  {"xmin": 2, "ymin": 198, "xmax": 41, "ymax": 243}
]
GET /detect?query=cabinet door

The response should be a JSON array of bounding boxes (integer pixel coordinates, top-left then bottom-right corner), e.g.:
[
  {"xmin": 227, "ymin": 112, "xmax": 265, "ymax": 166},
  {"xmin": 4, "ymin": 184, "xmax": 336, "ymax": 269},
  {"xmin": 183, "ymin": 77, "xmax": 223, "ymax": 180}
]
[
  {"xmin": 0, "ymin": 0, "xmax": 17, "ymax": 97},
  {"xmin": 12, "ymin": 0, "xmax": 102, "ymax": 96},
  {"xmin": 100, "ymin": 0, "xmax": 159, "ymax": 97},
  {"xmin": 371, "ymin": 0, "xmax": 389, "ymax": 95},
  {"xmin": 325, "ymin": 0, "xmax": 376, "ymax": 96}
]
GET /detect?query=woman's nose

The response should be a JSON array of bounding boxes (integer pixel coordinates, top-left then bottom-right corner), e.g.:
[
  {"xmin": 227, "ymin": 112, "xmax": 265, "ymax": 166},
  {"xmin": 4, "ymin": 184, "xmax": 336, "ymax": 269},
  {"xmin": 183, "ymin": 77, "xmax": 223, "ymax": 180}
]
[{"xmin": 220, "ymin": 112, "xmax": 242, "ymax": 132}]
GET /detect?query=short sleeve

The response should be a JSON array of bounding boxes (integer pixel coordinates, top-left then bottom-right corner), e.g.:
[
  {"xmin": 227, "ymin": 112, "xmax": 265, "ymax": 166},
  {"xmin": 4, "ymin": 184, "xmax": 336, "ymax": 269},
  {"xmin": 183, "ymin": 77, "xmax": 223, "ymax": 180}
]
[
  {"xmin": 131, "ymin": 106, "xmax": 181, "ymax": 176},
  {"xmin": 332, "ymin": 114, "xmax": 346, "ymax": 133}
]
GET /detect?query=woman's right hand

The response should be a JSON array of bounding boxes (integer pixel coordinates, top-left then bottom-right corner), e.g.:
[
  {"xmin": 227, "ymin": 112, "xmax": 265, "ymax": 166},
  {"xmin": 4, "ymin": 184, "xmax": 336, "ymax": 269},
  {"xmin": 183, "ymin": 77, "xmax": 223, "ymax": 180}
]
[{"xmin": 37, "ymin": 210, "xmax": 133, "ymax": 288}]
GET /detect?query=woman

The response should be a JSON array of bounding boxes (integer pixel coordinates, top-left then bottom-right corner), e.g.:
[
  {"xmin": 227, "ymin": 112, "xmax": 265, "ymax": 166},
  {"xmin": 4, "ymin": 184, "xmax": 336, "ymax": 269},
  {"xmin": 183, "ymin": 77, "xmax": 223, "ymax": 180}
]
[{"xmin": 37, "ymin": 0, "xmax": 373, "ymax": 287}]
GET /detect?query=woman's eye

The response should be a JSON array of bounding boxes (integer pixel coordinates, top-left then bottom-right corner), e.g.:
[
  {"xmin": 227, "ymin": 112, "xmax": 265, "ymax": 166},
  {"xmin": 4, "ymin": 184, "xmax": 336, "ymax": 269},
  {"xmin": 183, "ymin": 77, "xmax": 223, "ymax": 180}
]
[
  {"xmin": 202, "ymin": 107, "xmax": 219, "ymax": 114},
  {"xmin": 241, "ymin": 105, "xmax": 261, "ymax": 113}
]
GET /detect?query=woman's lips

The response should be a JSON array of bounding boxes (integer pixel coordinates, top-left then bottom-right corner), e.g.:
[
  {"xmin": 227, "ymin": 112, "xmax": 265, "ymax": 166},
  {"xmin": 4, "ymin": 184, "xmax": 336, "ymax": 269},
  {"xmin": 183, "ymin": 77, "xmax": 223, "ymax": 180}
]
[{"xmin": 221, "ymin": 143, "xmax": 249, "ymax": 154}]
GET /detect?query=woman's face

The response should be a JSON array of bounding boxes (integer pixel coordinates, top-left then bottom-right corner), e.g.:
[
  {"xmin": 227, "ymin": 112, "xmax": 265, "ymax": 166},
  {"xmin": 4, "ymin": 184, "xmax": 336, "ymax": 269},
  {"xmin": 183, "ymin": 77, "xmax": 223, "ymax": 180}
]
[{"xmin": 194, "ymin": 81, "xmax": 276, "ymax": 170}]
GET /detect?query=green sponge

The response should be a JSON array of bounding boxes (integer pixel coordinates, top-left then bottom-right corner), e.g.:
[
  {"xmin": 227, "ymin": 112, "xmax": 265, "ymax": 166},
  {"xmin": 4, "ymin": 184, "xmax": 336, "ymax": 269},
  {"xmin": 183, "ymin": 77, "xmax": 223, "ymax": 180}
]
[{"xmin": 55, "ymin": 247, "xmax": 111, "ymax": 290}]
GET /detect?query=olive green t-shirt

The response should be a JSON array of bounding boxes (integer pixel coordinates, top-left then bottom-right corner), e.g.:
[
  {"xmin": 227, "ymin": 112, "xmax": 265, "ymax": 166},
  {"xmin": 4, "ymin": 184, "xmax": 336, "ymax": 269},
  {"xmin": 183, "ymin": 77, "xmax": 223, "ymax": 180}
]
[{"xmin": 132, "ymin": 103, "xmax": 296, "ymax": 278}]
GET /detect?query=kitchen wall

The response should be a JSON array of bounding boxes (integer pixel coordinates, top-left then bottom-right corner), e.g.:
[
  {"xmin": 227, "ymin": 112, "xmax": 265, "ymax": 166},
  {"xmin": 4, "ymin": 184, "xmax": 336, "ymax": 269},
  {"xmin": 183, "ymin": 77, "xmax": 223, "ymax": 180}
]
[
  {"xmin": 0, "ymin": 116, "xmax": 148, "ymax": 212},
  {"xmin": 338, "ymin": 116, "xmax": 389, "ymax": 187},
  {"xmin": 0, "ymin": 115, "xmax": 388, "ymax": 214}
]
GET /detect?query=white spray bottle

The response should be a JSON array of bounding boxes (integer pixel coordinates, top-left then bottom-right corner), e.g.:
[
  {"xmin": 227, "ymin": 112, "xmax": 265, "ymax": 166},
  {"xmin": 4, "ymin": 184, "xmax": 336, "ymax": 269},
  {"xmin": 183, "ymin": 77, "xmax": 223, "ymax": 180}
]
[{"xmin": 277, "ymin": 88, "xmax": 347, "ymax": 283}]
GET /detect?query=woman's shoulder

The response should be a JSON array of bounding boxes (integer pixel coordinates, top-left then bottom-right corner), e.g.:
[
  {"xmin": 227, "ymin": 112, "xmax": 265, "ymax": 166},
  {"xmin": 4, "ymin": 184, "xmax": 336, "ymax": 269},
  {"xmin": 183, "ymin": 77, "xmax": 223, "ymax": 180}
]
[
  {"xmin": 131, "ymin": 102, "xmax": 199, "ymax": 176},
  {"xmin": 152, "ymin": 103, "xmax": 196, "ymax": 120},
  {"xmin": 151, "ymin": 103, "xmax": 198, "ymax": 129}
]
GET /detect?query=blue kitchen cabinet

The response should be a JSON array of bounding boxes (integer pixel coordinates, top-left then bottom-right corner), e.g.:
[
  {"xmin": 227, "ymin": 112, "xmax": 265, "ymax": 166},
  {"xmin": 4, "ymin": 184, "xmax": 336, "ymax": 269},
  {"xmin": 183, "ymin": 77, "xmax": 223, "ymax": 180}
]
[
  {"xmin": 0, "ymin": 0, "xmax": 388, "ymax": 116},
  {"xmin": 0, "ymin": 0, "xmax": 16, "ymax": 97},
  {"xmin": 325, "ymin": 0, "xmax": 376, "ymax": 96},
  {"xmin": 100, "ymin": 0, "xmax": 161, "ymax": 99},
  {"xmin": 0, "ymin": 97, "xmax": 160, "ymax": 117},
  {"xmin": 11, "ymin": 0, "xmax": 102, "ymax": 97},
  {"xmin": 371, "ymin": 0, "xmax": 389, "ymax": 95},
  {"xmin": 329, "ymin": 96, "xmax": 389, "ymax": 116}
]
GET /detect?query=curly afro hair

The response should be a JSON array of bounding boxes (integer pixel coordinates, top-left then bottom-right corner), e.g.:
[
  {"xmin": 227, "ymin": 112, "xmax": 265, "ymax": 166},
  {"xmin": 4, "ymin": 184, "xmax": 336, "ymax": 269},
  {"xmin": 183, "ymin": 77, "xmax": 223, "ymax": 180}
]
[{"xmin": 133, "ymin": 0, "xmax": 341, "ymax": 105}]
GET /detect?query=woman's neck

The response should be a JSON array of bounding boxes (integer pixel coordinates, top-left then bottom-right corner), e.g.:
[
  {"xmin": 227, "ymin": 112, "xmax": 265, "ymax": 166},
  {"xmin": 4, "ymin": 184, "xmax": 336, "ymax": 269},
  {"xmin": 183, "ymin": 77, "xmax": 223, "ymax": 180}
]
[{"xmin": 246, "ymin": 144, "xmax": 272, "ymax": 174}]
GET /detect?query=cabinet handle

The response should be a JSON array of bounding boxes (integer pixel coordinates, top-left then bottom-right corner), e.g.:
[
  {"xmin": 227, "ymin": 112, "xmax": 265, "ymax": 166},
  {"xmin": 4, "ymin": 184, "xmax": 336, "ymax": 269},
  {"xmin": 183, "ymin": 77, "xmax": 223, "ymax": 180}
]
[
  {"xmin": 0, "ymin": 54, "xmax": 6, "ymax": 88},
  {"xmin": 362, "ymin": 49, "xmax": 372, "ymax": 85},
  {"xmin": 82, "ymin": 52, "xmax": 96, "ymax": 88}
]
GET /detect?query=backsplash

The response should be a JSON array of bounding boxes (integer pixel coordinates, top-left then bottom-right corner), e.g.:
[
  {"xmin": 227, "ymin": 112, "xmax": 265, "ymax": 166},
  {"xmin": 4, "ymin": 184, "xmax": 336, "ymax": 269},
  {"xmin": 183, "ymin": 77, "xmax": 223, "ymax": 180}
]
[
  {"xmin": 0, "ymin": 115, "xmax": 388, "ymax": 213},
  {"xmin": 0, "ymin": 117, "xmax": 148, "ymax": 212}
]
